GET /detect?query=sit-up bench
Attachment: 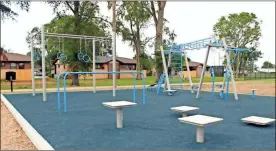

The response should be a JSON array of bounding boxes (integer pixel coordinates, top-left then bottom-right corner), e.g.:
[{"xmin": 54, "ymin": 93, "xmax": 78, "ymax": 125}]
[
  {"xmin": 171, "ymin": 106, "xmax": 199, "ymax": 117},
  {"xmin": 102, "ymin": 101, "xmax": 137, "ymax": 128},
  {"xmin": 178, "ymin": 115, "xmax": 223, "ymax": 143},
  {"xmin": 241, "ymin": 116, "xmax": 275, "ymax": 126},
  {"xmin": 164, "ymin": 89, "xmax": 177, "ymax": 96}
]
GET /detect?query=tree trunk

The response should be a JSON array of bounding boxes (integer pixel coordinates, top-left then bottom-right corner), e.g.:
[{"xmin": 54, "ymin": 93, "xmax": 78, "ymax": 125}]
[
  {"xmin": 71, "ymin": 1, "xmax": 81, "ymax": 86},
  {"xmin": 238, "ymin": 55, "xmax": 244, "ymax": 77},
  {"xmin": 241, "ymin": 56, "xmax": 249, "ymax": 77},
  {"xmin": 71, "ymin": 74, "xmax": 80, "ymax": 86},
  {"xmin": 154, "ymin": 1, "xmax": 166, "ymax": 83},
  {"xmin": 136, "ymin": 40, "xmax": 142, "ymax": 80},
  {"xmin": 235, "ymin": 55, "xmax": 240, "ymax": 78}
]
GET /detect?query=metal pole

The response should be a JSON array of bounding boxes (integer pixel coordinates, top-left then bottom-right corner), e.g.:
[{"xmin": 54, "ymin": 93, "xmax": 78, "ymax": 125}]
[
  {"xmin": 93, "ymin": 40, "xmax": 96, "ymax": 93},
  {"xmin": 180, "ymin": 52, "xmax": 183, "ymax": 90},
  {"xmin": 46, "ymin": 32, "xmax": 111, "ymax": 39},
  {"xmin": 31, "ymin": 37, "xmax": 35, "ymax": 96},
  {"xmin": 196, "ymin": 45, "xmax": 211, "ymax": 99},
  {"xmin": 10, "ymin": 76, "xmax": 13, "ymax": 92},
  {"xmin": 45, "ymin": 34, "xmax": 109, "ymax": 40},
  {"xmin": 221, "ymin": 70, "xmax": 226, "ymax": 91},
  {"xmin": 222, "ymin": 38, "xmax": 238, "ymax": 100},
  {"xmin": 160, "ymin": 46, "xmax": 172, "ymax": 91},
  {"xmin": 184, "ymin": 52, "xmax": 194, "ymax": 93},
  {"xmin": 166, "ymin": 51, "xmax": 172, "ymax": 89},
  {"xmin": 112, "ymin": 1, "xmax": 116, "ymax": 97},
  {"xmin": 41, "ymin": 25, "xmax": 46, "ymax": 101}
]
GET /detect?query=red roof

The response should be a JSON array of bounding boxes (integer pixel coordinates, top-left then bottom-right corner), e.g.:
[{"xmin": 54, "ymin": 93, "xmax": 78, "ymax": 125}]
[{"xmin": 1, "ymin": 52, "xmax": 31, "ymax": 62}]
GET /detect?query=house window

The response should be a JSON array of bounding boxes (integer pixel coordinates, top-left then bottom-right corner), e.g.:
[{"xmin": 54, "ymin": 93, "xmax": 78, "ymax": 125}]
[
  {"xmin": 120, "ymin": 65, "xmax": 127, "ymax": 69},
  {"xmin": 1, "ymin": 62, "xmax": 4, "ymax": 67},
  {"xmin": 10, "ymin": 63, "xmax": 17, "ymax": 69},
  {"xmin": 18, "ymin": 63, "xmax": 25, "ymax": 69},
  {"xmin": 96, "ymin": 64, "xmax": 104, "ymax": 69},
  {"xmin": 128, "ymin": 65, "xmax": 136, "ymax": 70}
]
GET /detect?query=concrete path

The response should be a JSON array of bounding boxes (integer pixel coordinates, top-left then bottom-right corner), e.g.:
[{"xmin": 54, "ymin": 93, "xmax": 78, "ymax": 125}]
[{"xmin": 1, "ymin": 82, "xmax": 242, "ymax": 94}]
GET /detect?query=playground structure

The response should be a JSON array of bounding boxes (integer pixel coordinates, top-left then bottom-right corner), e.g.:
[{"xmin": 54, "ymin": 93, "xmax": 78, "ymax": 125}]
[
  {"xmin": 30, "ymin": 25, "xmax": 116, "ymax": 101},
  {"xmin": 56, "ymin": 71, "xmax": 146, "ymax": 112},
  {"xmin": 2, "ymin": 33, "xmax": 275, "ymax": 149},
  {"xmin": 162, "ymin": 36, "xmax": 249, "ymax": 100}
]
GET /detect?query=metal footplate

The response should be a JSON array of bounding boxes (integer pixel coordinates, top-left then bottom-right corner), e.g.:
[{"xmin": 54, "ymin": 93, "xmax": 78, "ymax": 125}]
[{"xmin": 164, "ymin": 90, "xmax": 177, "ymax": 96}]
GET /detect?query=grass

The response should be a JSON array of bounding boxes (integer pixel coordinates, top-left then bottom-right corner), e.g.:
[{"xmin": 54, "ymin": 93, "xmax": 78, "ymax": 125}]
[{"xmin": 1, "ymin": 76, "xmax": 274, "ymax": 90}]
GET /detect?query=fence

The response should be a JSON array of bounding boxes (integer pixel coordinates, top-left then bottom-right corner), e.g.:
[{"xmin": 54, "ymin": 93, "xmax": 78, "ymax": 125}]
[{"xmin": 244, "ymin": 72, "xmax": 275, "ymax": 80}]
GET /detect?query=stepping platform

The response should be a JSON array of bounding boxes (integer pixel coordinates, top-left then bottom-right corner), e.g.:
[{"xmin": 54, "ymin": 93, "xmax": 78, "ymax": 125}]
[
  {"xmin": 241, "ymin": 116, "xmax": 275, "ymax": 126},
  {"xmin": 192, "ymin": 85, "xmax": 199, "ymax": 89},
  {"xmin": 102, "ymin": 101, "xmax": 137, "ymax": 128},
  {"xmin": 178, "ymin": 115, "xmax": 223, "ymax": 143},
  {"xmin": 164, "ymin": 90, "xmax": 177, "ymax": 96},
  {"xmin": 251, "ymin": 89, "xmax": 256, "ymax": 99},
  {"xmin": 215, "ymin": 84, "xmax": 223, "ymax": 88},
  {"xmin": 171, "ymin": 106, "xmax": 199, "ymax": 117}
]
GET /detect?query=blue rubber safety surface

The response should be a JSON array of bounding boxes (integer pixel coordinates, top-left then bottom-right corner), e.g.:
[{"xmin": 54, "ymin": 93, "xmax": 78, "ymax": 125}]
[{"xmin": 3, "ymin": 90, "xmax": 275, "ymax": 150}]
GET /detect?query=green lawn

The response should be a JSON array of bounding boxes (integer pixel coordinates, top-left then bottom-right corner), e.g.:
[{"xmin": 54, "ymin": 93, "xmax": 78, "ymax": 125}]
[{"xmin": 1, "ymin": 76, "xmax": 274, "ymax": 90}]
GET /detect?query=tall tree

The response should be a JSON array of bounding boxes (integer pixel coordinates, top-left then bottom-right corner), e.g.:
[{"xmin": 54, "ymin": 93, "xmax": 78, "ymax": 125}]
[
  {"xmin": 0, "ymin": 1, "xmax": 30, "ymax": 21},
  {"xmin": 133, "ymin": 52, "xmax": 153, "ymax": 71},
  {"xmin": 44, "ymin": 1, "xmax": 109, "ymax": 85},
  {"xmin": 148, "ymin": 1, "xmax": 167, "ymax": 82},
  {"xmin": 262, "ymin": 61, "xmax": 275, "ymax": 69},
  {"xmin": 116, "ymin": 1, "xmax": 152, "ymax": 79},
  {"xmin": 213, "ymin": 12, "xmax": 262, "ymax": 77},
  {"xmin": 26, "ymin": 8, "xmax": 108, "ymax": 83}
]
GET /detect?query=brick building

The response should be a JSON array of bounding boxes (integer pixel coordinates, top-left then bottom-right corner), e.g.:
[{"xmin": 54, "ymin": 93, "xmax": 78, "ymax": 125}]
[
  {"xmin": 0, "ymin": 51, "xmax": 32, "ymax": 80},
  {"xmin": 53, "ymin": 56, "xmax": 146, "ymax": 79}
]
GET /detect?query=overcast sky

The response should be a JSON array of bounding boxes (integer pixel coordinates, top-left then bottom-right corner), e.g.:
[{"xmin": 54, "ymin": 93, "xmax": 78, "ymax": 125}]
[{"xmin": 1, "ymin": 2, "xmax": 275, "ymax": 67}]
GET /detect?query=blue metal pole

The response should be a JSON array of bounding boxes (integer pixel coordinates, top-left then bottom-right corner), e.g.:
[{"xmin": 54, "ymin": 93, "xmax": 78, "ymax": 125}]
[
  {"xmin": 57, "ymin": 72, "xmax": 66, "ymax": 110},
  {"xmin": 133, "ymin": 73, "xmax": 136, "ymax": 103},
  {"xmin": 141, "ymin": 72, "xmax": 146, "ymax": 104},
  {"xmin": 59, "ymin": 71, "xmax": 147, "ymax": 112},
  {"xmin": 180, "ymin": 53, "xmax": 183, "ymax": 90},
  {"xmin": 252, "ymin": 89, "xmax": 255, "ymax": 99},
  {"xmin": 225, "ymin": 71, "xmax": 230, "ymax": 101},
  {"xmin": 211, "ymin": 68, "xmax": 215, "ymax": 101},
  {"xmin": 57, "ymin": 75, "xmax": 60, "ymax": 110},
  {"xmin": 63, "ymin": 73, "xmax": 68, "ymax": 112}
]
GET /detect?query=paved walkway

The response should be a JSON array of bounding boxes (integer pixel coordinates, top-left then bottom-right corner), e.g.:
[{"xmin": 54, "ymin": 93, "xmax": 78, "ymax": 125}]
[{"xmin": 1, "ymin": 81, "xmax": 243, "ymax": 94}]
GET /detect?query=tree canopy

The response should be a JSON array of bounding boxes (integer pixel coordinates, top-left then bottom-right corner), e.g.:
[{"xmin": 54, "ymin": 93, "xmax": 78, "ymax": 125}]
[
  {"xmin": 213, "ymin": 12, "xmax": 263, "ymax": 76},
  {"xmin": 0, "ymin": 1, "xmax": 30, "ymax": 21},
  {"xmin": 115, "ymin": 1, "xmax": 152, "ymax": 79},
  {"xmin": 262, "ymin": 61, "xmax": 275, "ymax": 69}
]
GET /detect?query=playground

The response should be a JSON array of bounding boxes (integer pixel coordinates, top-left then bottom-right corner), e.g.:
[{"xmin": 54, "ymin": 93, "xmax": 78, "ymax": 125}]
[
  {"xmin": 1, "ymin": 3, "xmax": 275, "ymax": 149},
  {"xmin": 1, "ymin": 85, "xmax": 275, "ymax": 150},
  {"xmin": 1, "ymin": 34, "xmax": 275, "ymax": 150}
]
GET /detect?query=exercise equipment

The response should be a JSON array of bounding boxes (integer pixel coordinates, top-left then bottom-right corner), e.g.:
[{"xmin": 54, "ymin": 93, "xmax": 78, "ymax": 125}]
[
  {"xmin": 156, "ymin": 74, "xmax": 166, "ymax": 95},
  {"xmin": 82, "ymin": 39, "xmax": 91, "ymax": 63},
  {"xmin": 218, "ymin": 69, "xmax": 231, "ymax": 100},
  {"xmin": 57, "ymin": 37, "xmax": 67, "ymax": 63},
  {"xmin": 159, "ymin": 46, "xmax": 177, "ymax": 96},
  {"xmin": 33, "ymin": 50, "xmax": 41, "ymax": 61},
  {"xmin": 57, "ymin": 71, "xmax": 146, "ymax": 112},
  {"xmin": 32, "ymin": 26, "xmax": 112, "ymax": 101},
  {"xmin": 77, "ymin": 38, "xmax": 91, "ymax": 63},
  {"xmin": 168, "ymin": 36, "xmax": 248, "ymax": 101},
  {"xmin": 77, "ymin": 38, "xmax": 84, "ymax": 61},
  {"xmin": 251, "ymin": 89, "xmax": 256, "ymax": 99},
  {"xmin": 165, "ymin": 47, "xmax": 184, "ymax": 90}
]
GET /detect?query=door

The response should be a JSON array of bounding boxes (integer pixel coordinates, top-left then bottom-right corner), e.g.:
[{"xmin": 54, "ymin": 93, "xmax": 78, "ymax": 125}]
[{"xmin": 108, "ymin": 62, "xmax": 120, "ymax": 79}]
